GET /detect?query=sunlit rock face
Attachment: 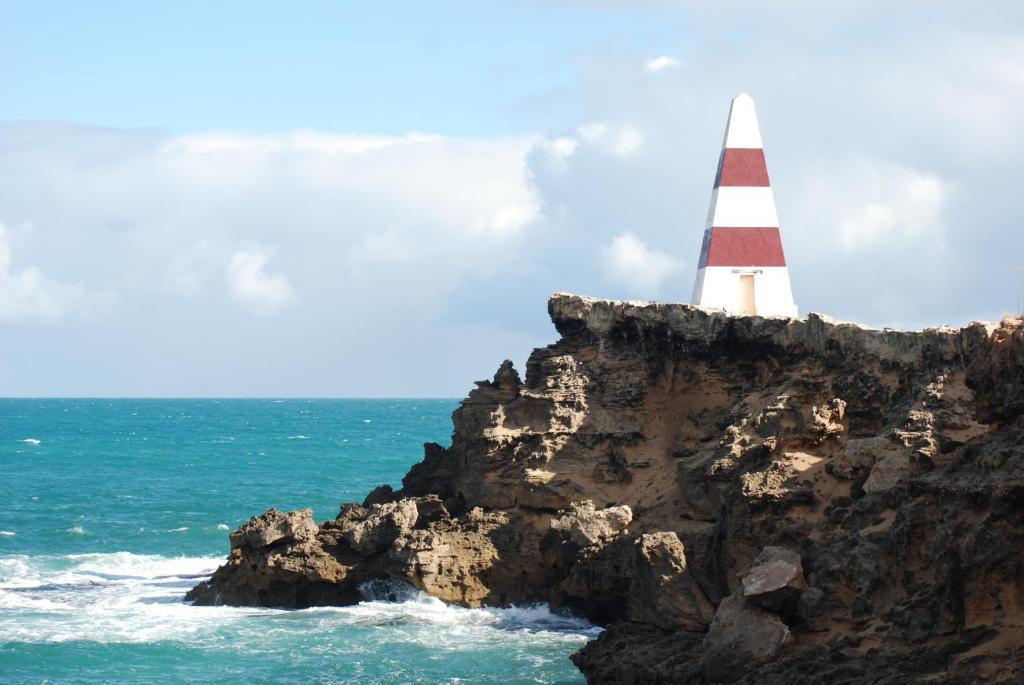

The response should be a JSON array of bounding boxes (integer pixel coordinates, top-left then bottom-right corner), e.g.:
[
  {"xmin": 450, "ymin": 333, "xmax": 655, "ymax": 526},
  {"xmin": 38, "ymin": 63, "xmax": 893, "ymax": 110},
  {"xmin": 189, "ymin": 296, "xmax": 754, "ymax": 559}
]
[{"xmin": 192, "ymin": 294, "xmax": 1024, "ymax": 683}]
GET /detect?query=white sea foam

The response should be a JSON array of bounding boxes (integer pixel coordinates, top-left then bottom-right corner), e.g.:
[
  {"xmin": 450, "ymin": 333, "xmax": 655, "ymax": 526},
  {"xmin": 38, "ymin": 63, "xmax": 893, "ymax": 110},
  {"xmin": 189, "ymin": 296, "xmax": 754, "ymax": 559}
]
[
  {"xmin": 168, "ymin": 527, "xmax": 189, "ymax": 533},
  {"xmin": 66, "ymin": 526, "xmax": 86, "ymax": 535},
  {"xmin": 0, "ymin": 552, "xmax": 248, "ymax": 643},
  {"xmin": 287, "ymin": 435, "xmax": 310, "ymax": 440},
  {"xmin": 20, "ymin": 438, "xmax": 41, "ymax": 445},
  {"xmin": 216, "ymin": 523, "xmax": 230, "ymax": 531},
  {"xmin": 0, "ymin": 552, "xmax": 598, "ymax": 650},
  {"xmin": 0, "ymin": 531, "xmax": 15, "ymax": 537}
]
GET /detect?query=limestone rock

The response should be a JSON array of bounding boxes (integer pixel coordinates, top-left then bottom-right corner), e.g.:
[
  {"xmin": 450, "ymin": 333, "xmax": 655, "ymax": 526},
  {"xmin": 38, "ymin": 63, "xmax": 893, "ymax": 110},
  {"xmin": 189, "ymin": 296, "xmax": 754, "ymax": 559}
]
[
  {"xmin": 572, "ymin": 621, "xmax": 704, "ymax": 684},
  {"xmin": 362, "ymin": 484, "xmax": 397, "ymax": 506},
  {"xmin": 833, "ymin": 435, "xmax": 888, "ymax": 479},
  {"xmin": 702, "ymin": 595, "xmax": 792, "ymax": 682},
  {"xmin": 230, "ymin": 508, "xmax": 318, "ymax": 550},
  {"xmin": 389, "ymin": 509, "xmax": 507, "ymax": 606},
  {"xmin": 862, "ymin": 447, "xmax": 914, "ymax": 494},
  {"xmin": 190, "ymin": 295, "xmax": 1024, "ymax": 684},
  {"xmin": 810, "ymin": 398, "xmax": 846, "ymax": 441},
  {"xmin": 741, "ymin": 546, "xmax": 806, "ymax": 618},
  {"xmin": 338, "ymin": 499, "xmax": 419, "ymax": 556},
  {"xmin": 627, "ymin": 532, "xmax": 715, "ymax": 631},
  {"xmin": 550, "ymin": 500, "xmax": 632, "ymax": 548},
  {"xmin": 188, "ymin": 507, "xmax": 352, "ymax": 608}
]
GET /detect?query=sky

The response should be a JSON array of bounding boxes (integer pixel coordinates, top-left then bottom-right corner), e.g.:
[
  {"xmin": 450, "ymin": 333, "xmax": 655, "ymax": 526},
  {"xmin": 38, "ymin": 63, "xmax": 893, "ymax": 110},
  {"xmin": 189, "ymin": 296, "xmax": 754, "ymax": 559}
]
[{"xmin": 1, "ymin": 0, "xmax": 1023, "ymax": 396}]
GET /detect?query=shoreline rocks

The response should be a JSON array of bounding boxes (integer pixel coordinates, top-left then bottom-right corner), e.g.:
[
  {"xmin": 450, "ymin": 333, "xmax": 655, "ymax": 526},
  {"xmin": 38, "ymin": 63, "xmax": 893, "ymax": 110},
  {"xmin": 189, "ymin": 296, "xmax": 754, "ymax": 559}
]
[{"xmin": 189, "ymin": 294, "xmax": 1024, "ymax": 683}]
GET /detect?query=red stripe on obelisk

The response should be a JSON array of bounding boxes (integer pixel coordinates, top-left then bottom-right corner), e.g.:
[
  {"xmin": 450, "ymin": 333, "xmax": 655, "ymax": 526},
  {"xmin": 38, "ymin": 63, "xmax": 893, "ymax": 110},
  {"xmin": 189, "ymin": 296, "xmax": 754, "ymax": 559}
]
[
  {"xmin": 699, "ymin": 227, "xmax": 786, "ymax": 267},
  {"xmin": 714, "ymin": 148, "xmax": 770, "ymax": 188}
]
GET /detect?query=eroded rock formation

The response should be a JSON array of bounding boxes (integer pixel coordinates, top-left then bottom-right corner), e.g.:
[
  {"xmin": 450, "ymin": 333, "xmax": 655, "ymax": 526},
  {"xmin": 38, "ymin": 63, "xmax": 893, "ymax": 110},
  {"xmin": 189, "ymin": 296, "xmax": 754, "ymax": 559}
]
[{"xmin": 189, "ymin": 294, "xmax": 1024, "ymax": 683}]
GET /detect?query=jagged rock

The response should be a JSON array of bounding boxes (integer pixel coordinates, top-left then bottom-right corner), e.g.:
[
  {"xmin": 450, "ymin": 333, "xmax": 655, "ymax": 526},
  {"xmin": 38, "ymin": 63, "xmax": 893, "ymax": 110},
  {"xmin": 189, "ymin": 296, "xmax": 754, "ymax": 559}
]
[
  {"xmin": 862, "ymin": 447, "xmax": 914, "ymax": 494},
  {"xmin": 550, "ymin": 501, "xmax": 632, "ymax": 548},
  {"xmin": 554, "ymin": 535, "xmax": 636, "ymax": 622},
  {"xmin": 390, "ymin": 508, "xmax": 507, "ymax": 606},
  {"xmin": 741, "ymin": 546, "xmax": 806, "ymax": 618},
  {"xmin": 627, "ymin": 532, "xmax": 715, "ymax": 631},
  {"xmin": 702, "ymin": 596, "xmax": 793, "ymax": 682},
  {"xmin": 401, "ymin": 442, "xmax": 457, "ymax": 503},
  {"xmin": 810, "ymin": 398, "xmax": 846, "ymax": 441},
  {"xmin": 834, "ymin": 436, "xmax": 888, "ymax": 479},
  {"xmin": 190, "ymin": 295, "xmax": 1024, "ymax": 684},
  {"xmin": 187, "ymin": 507, "xmax": 353, "ymax": 608},
  {"xmin": 230, "ymin": 508, "xmax": 318, "ymax": 550},
  {"xmin": 339, "ymin": 499, "xmax": 419, "ymax": 555},
  {"xmin": 362, "ymin": 484, "xmax": 397, "ymax": 506},
  {"xmin": 962, "ymin": 316, "xmax": 1024, "ymax": 423},
  {"xmin": 410, "ymin": 494, "xmax": 448, "ymax": 525},
  {"xmin": 572, "ymin": 621, "xmax": 705, "ymax": 684}
]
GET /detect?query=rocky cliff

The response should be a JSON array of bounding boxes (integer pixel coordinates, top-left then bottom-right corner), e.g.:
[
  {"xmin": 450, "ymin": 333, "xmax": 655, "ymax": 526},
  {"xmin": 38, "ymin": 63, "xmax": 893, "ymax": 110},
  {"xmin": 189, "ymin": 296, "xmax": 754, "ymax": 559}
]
[{"xmin": 188, "ymin": 293, "xmax": 1024, "ymax": 683}]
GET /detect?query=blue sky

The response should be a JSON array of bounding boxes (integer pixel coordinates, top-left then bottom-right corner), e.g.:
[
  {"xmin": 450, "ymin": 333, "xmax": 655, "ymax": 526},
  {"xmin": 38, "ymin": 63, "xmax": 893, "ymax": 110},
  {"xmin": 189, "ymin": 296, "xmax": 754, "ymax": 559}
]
[
  {"xmin": 1, "ymin": 2, "xmax": 678, "ymax": 135},
  {"xmin": 1, "ymin": 1, "xmax": 1023, "ymax": 396}
]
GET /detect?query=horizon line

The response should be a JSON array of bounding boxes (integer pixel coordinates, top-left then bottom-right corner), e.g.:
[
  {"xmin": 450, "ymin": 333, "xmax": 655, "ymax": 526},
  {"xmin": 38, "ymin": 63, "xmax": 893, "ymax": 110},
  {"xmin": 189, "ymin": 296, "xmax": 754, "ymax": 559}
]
[{"xmin": 0, "ymin": 396, "xmax": 464, "ymax": 401}]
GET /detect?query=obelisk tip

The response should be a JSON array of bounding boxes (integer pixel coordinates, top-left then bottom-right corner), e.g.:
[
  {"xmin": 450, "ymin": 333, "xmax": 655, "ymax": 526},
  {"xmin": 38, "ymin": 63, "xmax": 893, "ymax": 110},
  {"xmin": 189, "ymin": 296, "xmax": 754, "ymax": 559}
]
[{"xmin": 723, "ymin": 92, "xmax": 762, "ymax": 149}]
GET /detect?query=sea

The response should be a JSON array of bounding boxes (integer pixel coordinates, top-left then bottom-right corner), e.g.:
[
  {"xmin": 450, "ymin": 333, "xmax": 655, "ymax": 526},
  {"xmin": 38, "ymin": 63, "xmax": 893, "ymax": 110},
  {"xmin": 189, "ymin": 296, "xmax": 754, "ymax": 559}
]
[{"xmin": 0, "ymin": 399, "xmax": 596, "ymax": 684}]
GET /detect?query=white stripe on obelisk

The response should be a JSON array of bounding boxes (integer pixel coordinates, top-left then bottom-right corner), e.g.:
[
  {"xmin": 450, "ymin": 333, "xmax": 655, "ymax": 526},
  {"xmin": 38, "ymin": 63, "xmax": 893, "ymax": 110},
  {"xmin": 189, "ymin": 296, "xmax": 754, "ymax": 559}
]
[{"xmin": 705, "ymin": 187, "xmax": 780, "ymax": 228}]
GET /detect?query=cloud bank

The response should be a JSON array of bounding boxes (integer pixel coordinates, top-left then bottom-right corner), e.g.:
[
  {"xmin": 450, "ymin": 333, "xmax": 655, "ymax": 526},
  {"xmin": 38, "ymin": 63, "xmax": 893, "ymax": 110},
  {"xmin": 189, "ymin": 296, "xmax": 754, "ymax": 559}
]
[
  {"xmin": 1, "ymin": 1, "xmax": 1022, "ymax": 394},
  {"xmin": 0, "ymin": 223, "xmax": 111, "ymax": 322},
  {"xmin": 227, "ymin": 248, "xmax": 295, "ymax": 315}
]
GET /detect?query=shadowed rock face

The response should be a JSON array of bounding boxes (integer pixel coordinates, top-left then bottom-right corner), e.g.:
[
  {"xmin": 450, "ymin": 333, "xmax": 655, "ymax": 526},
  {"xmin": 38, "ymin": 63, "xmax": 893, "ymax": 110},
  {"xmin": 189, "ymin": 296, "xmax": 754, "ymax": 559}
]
[{"xmin": 189, "ymin": 294, "xmax": 1024, "ymax": 683}]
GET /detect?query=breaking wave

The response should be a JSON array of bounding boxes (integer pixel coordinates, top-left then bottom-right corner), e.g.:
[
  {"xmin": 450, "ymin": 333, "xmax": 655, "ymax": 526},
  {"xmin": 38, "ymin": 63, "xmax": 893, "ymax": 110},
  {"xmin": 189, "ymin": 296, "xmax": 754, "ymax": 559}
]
[{"xmin": 0, "ymin": 552, "xmax": 598, "ymax": 651}]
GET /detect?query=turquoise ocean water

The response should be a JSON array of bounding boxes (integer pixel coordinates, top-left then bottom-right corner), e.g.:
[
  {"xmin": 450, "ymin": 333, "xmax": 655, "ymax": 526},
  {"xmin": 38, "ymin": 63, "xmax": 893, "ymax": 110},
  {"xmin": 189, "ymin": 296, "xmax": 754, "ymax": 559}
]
[{"xmin": 0, "ymin": 399, "xmax": 594, "ymax": 684}]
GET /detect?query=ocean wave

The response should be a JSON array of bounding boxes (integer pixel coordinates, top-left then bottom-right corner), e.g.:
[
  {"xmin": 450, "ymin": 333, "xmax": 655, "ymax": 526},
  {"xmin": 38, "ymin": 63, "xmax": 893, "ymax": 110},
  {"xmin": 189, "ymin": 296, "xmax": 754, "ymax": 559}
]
[
  {"xmin": 286, "ymin": 435, "xmax": 311, "ymax": 440},
  {"xmin": 20, "ymin": 438, "xmax": 41, "ymax": 445},
  {"xmin": 216, "ymin": 523, "xmax": 230, "ymax": 531},
  {"xmin": 352, "ymin": 578, "xmax": 599, "ymax": 638},
  {"xmin": 0, "ymin": 551, "xmax": 253, "ymax": 643},
  {"xmin": 66, "ymin": 526, "xmax": 87, "ymax": 535},
  {"xmin": 167, "ymin": 527, "xmax": 189, "ymax": 533},
  {"xmin": 2, "ymin": 552, "xmax": 223, "ymax": 584},
  {"xmin": 0, "ymin": 552, "xmax": 597, "ymax": 650},
  {"xmin": 0, "ymin": 530, "xmax": 15, "ymax": 537}
]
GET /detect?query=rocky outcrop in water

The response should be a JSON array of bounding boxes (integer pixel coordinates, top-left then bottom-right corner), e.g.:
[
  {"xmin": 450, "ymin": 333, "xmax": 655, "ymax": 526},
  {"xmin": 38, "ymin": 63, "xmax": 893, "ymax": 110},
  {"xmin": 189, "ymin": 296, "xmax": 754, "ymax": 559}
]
[{"xmin": 189, "ymin": 294, "xmax": 1024, "ymax": 683}]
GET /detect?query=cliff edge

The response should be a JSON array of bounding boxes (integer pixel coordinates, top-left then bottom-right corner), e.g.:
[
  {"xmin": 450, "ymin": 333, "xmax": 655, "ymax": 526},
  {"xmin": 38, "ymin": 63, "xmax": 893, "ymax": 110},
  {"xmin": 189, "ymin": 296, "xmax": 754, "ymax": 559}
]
[{"xmin": 188, "ymin": 294, "xmax": 1024, "ymax": 683}]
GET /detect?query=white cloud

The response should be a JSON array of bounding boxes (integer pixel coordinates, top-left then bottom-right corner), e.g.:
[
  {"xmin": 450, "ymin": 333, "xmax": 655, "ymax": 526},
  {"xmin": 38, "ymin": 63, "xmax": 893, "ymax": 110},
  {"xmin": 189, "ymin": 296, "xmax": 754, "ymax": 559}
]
[
  {"xmin": 0, "ymin": 124, "xmax": 541, "ymax": 319},
  {"xmin": 1, "ymin": 0, "xmax": 1023, "ymax": 393},
  {"xmin": 0, "ymin": 223, "xmax": 109, "ymax": 323},
  {"xmin": 786, "ymin": 160, "xmax": 950, "ymax": 255},
  {"xmin": 602, "ymin": 233, "xmax": 682, "ymax": 295},
  {"xmin": 226, "ymin": 248, "xmax": 295, "ymax": 315},
  {"xmin": 575, "ymin": 122, "xmax": 645, "ymax": 157},
  {"xmin": 166, "ymin": 240, "xmax": 221, "ymax": 297},
  {"xmin": 645, "ymin": 56, "xmax": 680, "ymax": 73}
]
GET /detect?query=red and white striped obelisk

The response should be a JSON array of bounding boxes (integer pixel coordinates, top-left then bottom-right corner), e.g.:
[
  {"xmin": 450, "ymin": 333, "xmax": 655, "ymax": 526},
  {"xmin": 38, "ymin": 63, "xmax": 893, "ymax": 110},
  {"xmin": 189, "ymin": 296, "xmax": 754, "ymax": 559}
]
[{"xmin": 691, "ymin": 93, "xmax": 798, "ymax": 317}]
